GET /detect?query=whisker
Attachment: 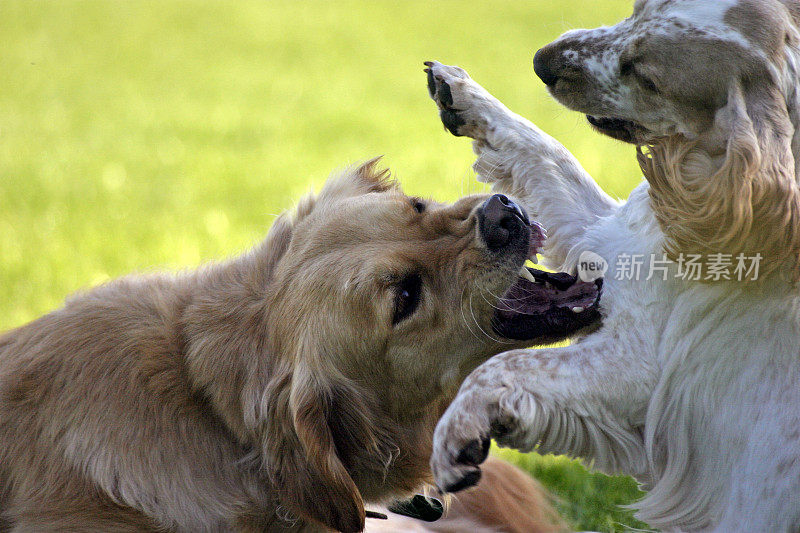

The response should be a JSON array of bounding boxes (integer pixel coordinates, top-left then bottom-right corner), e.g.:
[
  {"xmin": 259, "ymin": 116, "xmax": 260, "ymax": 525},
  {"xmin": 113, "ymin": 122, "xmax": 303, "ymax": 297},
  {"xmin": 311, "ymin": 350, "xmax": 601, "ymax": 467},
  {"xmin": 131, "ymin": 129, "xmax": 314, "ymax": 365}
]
[
  {"xmin": 460, "ymin": 285, "xmax": 485, "ymax": 344},
  {"xmin": 469, "ymin": 290, "xmax": 510, "ymax": 344}
]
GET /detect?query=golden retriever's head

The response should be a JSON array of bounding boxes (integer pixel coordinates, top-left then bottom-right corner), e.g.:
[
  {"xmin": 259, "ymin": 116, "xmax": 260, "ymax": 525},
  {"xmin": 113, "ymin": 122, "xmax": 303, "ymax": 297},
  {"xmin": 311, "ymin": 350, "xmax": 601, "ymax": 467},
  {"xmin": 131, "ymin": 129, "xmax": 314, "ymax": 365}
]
[
  {"xmin": 533, "ymin": 0, "xmax": 800, "ymax": 280},
  {"xmin": 246, "ymin": 160, "xmax": 600, "ymax": 532}
]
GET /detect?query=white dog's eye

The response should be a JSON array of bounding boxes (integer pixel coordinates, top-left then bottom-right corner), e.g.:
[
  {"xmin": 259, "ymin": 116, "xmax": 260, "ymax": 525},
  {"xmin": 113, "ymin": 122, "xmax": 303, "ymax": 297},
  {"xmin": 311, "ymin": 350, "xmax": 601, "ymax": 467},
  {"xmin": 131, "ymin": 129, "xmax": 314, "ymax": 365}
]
[
  {"xmin": 637, "ymin": 73, "xmax": 659, "ymax": 93},
  {"xmin": 620, "ymin": 60, "xmax": 658, "ymax": 93},
  {"xmin": 393, "ymin": 274, "xmax": 422, "ymax": 324},
  {"xmin": 411, "ymin": 198, "xmax": 426, "ymax": 214}
]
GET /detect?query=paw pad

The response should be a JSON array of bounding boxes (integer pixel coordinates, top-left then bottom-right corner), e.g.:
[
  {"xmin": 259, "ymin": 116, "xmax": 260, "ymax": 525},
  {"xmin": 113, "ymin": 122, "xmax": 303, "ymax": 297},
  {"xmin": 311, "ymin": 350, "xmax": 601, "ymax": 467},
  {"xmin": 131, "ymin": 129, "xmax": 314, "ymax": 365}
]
[
  {"xmin": 444, "ymin": 469, "xmax": 481, "ymax": 493},
  {"xmin": 456, "ymin": 436, "xmax": 491, "ymax": 466},
  {"xmin": 424, "ymin": 61, "xmax": 468, "ymax": 136}
]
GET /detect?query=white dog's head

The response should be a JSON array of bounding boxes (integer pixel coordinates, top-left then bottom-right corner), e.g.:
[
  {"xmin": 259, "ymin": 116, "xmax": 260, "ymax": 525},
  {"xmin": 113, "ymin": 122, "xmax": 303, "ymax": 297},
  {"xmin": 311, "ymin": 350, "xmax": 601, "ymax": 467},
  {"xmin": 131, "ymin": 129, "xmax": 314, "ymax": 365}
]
[
  {"xmin": 535, "ymin": 0, "xmax": 800, "ymax": 280},
  {"xmin": 535, "ymin": 0, "xmax": 799, "ymax": 146}
]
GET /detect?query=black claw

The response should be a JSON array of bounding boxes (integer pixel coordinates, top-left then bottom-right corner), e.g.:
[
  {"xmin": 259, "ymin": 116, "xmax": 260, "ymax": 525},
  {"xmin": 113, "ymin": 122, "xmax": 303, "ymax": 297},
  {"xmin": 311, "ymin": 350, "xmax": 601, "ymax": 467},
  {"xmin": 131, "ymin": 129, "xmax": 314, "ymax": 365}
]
[
  {"xmin": 436, "ymin": 79, "xmax": 454, "ymax": 108},
  {"xmin": 424, "ymin": 60, "xmax": 434, "ymax": 67},
  {"xmin": 445, "ymin": 469, "xmax": 482, "ymax": 493},
  {"xmin": 387, "ymin": 495, "xmax": 444, "ymax": 522},
  {"xmin": 456, "ymin": 437, "xmax": 491, "ymax": 466},
  {"xmin": 425, "ymin": 65, "xmax": 466, "ymax": 136},
  {"xmin": 426, "ymin": 68, "xmax": 436, "ymax": 98}
]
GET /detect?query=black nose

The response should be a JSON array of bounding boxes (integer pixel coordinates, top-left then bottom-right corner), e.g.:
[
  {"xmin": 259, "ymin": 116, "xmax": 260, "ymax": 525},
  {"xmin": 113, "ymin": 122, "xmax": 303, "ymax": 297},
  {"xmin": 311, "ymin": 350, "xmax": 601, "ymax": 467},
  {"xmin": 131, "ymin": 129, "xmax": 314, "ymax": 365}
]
[
  {"xmin": 533, "ymin": 46, "xmax": 559, "ymax": 86},
  {"xmin": 478, "ymin": 194, "xmax": 530, "ymax": 250}
]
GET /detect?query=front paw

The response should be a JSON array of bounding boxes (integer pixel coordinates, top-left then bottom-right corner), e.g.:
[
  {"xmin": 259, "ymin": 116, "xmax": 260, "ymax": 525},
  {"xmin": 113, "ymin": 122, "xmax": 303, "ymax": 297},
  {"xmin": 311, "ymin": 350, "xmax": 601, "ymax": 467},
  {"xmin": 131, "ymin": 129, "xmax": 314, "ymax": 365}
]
[
  {"xmin": 430, "ymin": 391, "xmax": 528, "ymax": 493},
  {"xmin": 424, "ymin": 61, "xmax": 504, "ymax": 140},
  {"xmin": 430, "ymin": 403, "xmax": 491, "ymax": 493}
]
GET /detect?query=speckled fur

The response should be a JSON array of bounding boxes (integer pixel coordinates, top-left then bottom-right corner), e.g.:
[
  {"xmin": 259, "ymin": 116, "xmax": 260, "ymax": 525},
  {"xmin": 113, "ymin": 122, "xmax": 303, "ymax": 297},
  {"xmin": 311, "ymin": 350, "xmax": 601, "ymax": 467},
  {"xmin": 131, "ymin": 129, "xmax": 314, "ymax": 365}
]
[{"xmin": 425, "ymin": 49, "xmax": 800, "ymax": 532}]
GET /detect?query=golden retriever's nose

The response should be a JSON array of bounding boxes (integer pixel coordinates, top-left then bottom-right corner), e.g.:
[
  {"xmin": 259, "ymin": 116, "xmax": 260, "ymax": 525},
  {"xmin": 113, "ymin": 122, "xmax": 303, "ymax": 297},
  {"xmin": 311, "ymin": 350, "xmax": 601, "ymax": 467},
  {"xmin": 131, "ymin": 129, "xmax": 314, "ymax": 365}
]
[{"xmin": 478, "ymin": 194, "xmax": 530, "ymax": 250}]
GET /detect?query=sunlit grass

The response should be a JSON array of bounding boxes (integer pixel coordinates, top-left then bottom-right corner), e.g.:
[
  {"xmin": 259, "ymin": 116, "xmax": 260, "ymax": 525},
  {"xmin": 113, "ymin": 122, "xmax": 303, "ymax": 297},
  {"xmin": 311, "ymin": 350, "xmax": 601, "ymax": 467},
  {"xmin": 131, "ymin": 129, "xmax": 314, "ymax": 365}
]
[{"xmin": 1, "ymin": 1, "xmax": 647, "ymax": 530}]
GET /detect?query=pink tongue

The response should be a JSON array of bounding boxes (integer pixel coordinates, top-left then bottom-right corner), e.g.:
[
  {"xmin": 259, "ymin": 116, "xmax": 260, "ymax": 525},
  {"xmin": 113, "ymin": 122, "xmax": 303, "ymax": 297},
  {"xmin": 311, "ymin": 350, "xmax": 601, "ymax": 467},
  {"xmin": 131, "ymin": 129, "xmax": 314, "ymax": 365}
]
[{"xmin": 528, "ymin": 222, "xmax": 546, "ymax": 258}]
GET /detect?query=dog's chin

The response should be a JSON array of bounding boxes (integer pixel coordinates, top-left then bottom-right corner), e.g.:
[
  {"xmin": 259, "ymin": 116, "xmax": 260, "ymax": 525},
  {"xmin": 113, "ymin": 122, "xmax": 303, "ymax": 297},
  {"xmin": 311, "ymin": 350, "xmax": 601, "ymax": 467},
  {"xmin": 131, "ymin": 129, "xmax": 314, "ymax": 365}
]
[{"xmin": 586, "ymin": 115, "xmax": 651, "ymax": 144}]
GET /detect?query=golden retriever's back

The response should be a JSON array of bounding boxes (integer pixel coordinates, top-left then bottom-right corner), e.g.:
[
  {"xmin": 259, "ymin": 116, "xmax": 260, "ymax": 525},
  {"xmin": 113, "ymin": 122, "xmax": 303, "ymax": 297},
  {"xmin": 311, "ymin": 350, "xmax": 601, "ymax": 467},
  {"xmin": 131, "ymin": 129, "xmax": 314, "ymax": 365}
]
[
  {"xmin": 0, "ymin": 274, "xmax": 287, "ymax": 531},
  {"xmin": 0, "ymin": 276, "xmax": 225, "ymax": 530}
]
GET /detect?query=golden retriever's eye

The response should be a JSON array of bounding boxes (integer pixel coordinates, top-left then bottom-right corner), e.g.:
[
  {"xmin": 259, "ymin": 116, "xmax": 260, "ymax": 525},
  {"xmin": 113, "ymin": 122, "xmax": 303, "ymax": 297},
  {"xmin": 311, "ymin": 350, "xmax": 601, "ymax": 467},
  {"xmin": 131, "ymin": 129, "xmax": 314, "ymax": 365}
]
[
  {"xmin": 619, "ymin": 60, "xmax": 634, "ymax": 76},
  {"xmin": 392, "ymin": 274, "xmax": 422, "ymax": 325},
  {"xmin": 411, "ymin": 198, "xmax": 426, "ymax": 213}
]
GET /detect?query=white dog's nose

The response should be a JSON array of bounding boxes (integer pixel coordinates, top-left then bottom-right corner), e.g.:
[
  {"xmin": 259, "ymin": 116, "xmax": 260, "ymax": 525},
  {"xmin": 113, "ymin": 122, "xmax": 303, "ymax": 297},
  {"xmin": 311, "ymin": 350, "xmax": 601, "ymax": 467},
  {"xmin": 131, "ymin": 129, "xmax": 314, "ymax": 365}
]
[{"xmin": 533, "ymin": 45, "xmax": 560, "ymax": 86}]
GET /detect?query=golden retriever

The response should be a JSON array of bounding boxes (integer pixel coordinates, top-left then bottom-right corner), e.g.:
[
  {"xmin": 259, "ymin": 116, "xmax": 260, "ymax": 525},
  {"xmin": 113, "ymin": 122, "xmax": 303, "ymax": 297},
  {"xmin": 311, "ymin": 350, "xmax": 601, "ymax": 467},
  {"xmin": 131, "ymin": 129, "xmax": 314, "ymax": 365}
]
[{"xmin": 0, "ymin": 160, "xmax": 600, "ymax": 532}]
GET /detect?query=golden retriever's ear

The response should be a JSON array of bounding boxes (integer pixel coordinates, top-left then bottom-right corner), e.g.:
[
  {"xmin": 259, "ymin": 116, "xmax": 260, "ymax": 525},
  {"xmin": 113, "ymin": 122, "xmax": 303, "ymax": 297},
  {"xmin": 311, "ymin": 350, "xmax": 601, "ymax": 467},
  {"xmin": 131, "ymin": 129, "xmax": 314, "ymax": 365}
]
[
  {"xmin": 641, "ymin": 76, "xmax": 800, "ymax": 281},
  {"xmin": 351, "ymin": 156, "xmax": 396, "ymax": 193},
  {"xmin": 262, "ymin": 361, "xmax": 365, "ymax": 533},
  {"xmin": 318, "ymin": 157, "xmax": 398, "ymax": 201},
  {"xmin": 252, "ymin": 211, "xmax": 296, "ymax": 278},
  {"xmin": 262, "ymin": 159, "xmax": 395, "ymax": 241}
]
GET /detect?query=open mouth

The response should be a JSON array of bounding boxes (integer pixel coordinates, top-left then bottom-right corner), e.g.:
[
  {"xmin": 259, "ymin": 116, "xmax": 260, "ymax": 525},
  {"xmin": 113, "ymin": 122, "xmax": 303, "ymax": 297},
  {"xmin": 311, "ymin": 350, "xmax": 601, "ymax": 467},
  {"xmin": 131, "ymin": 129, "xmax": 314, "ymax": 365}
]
[
  {"xmin": 586, "ymin": 115, "xmax": 645, "ymax": 144},
  {"xmin": 491, "ymin": 226, "xmax": 602, "ymax": 341}
]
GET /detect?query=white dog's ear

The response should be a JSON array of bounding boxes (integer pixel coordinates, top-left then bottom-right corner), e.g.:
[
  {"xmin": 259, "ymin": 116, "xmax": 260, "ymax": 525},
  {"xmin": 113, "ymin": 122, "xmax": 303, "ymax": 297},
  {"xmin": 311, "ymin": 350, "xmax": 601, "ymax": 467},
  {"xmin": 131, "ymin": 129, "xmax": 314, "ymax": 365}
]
[{"xmin": 641, "ymin": 74, "xmax": 800, "ymax": 280}]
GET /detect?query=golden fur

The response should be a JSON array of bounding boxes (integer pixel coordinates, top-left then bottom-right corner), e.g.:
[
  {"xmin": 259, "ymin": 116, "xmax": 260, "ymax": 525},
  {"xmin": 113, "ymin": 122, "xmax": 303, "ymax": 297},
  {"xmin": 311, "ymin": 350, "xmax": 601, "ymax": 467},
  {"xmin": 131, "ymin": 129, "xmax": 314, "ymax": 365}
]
[
  {"xmin": 638, "ymin": 74, "xmax": 800, "ymax": 281},
  {"xmin": 367, "ymin": 457, "xmax": 566, "ymax": 533},
  {"xmin": 0, "ymin": 160, "xmax": 544, "ymax": 532}
]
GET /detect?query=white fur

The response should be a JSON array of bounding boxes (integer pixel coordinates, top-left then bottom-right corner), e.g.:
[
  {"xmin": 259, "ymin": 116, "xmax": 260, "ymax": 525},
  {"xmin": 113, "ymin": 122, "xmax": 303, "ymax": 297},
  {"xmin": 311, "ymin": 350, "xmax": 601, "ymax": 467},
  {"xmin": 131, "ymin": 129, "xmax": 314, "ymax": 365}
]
[{"xmin": 426, "ymin": 56, "xmax": 800, "ymax": 532}]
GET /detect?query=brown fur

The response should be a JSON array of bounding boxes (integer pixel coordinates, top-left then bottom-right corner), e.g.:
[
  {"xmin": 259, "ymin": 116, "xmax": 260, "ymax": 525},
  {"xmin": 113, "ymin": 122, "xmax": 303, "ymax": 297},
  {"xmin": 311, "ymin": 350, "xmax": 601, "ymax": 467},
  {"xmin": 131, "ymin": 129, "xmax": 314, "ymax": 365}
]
[
  {"xmin": 638, "ymin": 70, "xmax": 800, "ymax": 281},
  {"xmin": 0, "ymin": 160, "xmax": 538, "ymax": 532},
  {"xmin": 539, "ymin": 0, "xmax": 800, "ymax": 281},
  {"xmin": 633, "ymin": 2, "xmax": 800, "ymax": 281},
  {"xmin": 613, "ymin": 0, "xmax": 800, "ymax": 281},
  {"xmin": 367, "ymin": 457, "xmax": 567, "ymax": 533}
]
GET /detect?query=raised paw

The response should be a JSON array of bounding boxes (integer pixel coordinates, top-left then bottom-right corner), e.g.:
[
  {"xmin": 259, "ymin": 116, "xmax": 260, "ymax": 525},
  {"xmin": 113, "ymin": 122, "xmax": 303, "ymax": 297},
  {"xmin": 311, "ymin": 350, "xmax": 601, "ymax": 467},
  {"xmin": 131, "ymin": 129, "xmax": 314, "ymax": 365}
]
[
  {"xmin": 429, "ymin": 406, "xmax": 492, "ymax": 493},
  {"xmin": 430, "ymin": 369, "xmax": 543, "ymax": 493},
  {"xmin": 429, "ymin": 392, "xmax": 526, "ymax": 493},
  {"xmin": 423, "ymin": 61, "xmax": 506, "ymax": 140}
]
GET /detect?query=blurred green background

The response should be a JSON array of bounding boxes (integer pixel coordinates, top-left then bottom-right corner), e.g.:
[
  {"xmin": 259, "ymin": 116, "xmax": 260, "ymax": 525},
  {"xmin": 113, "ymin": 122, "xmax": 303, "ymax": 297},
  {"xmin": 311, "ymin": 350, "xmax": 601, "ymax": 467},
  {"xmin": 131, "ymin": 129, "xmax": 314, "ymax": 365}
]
[{"xmin": 1, "ymin": 1, "xmax": 649, "ymax": 531}]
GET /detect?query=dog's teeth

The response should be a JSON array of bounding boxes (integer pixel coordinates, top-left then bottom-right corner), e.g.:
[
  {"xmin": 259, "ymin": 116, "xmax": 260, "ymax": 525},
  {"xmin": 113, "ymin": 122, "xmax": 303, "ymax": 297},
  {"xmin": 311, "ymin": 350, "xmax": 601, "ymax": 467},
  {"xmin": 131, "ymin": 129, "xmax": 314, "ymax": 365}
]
[
  {"xmin": 571, "ymin": 306, "xmax": 584, "ymax": 313},
  {"xmin": 519, "ymin": 266, "xmax": 536, "ymax": 283}
]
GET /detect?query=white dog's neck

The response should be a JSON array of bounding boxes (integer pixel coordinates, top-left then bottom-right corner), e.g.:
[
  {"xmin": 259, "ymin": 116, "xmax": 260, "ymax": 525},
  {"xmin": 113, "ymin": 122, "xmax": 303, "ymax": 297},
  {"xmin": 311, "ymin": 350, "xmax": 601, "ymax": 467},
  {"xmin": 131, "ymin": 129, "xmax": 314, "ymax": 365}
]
[{"xmin": 784, "ymin": 40, "xmax": 800, "ymax": 182}]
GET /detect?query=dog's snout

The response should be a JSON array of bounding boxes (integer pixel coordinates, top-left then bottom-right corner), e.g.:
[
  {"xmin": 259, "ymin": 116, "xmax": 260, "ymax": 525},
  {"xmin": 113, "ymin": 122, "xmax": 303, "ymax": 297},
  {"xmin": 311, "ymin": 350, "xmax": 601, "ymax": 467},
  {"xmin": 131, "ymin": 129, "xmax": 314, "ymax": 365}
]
[
  {"xmin": 478, "ymin": 194, "xmax": 530, "ymax": 250},
  {"xmin": 533, "ymin": 46, "xmax": 561, "ymax": 86}
]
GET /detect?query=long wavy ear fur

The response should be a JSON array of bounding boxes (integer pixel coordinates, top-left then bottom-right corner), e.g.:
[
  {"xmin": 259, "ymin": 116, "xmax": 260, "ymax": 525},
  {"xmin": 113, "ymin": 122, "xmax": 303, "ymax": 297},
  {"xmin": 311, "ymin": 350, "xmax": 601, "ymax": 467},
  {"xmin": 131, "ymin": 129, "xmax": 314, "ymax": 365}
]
[
  {"xmin": 639, "ymin": 79, "xmax": 800, "ymax": 282},
  {"xmin": 258, "ymin": 358, "xmax": 365, "ymax": 532},
  {"xmin": 243, "ymin": 158, "xmax": 400, "ymax": 531}
]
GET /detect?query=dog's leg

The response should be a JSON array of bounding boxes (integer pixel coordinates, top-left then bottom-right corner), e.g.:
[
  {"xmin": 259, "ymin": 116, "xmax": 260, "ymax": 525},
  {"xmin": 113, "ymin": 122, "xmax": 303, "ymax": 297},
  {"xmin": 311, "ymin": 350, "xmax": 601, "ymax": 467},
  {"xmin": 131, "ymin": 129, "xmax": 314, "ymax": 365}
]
[
  {"xmin": 425, "ymin": 61, "xmax": 619, "ymax": 268},
  {"xmin": 429, "ymin": 334, "xmax": 655, "ymax": 493}
]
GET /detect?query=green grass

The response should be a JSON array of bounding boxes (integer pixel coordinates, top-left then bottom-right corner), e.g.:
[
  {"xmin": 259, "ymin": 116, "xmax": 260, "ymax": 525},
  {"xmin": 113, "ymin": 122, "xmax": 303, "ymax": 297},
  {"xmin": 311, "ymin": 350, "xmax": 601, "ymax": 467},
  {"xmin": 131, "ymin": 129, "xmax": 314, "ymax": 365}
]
[{"xmin": 1, "ymin": 1, "xmax": 648, "ymax": 530}]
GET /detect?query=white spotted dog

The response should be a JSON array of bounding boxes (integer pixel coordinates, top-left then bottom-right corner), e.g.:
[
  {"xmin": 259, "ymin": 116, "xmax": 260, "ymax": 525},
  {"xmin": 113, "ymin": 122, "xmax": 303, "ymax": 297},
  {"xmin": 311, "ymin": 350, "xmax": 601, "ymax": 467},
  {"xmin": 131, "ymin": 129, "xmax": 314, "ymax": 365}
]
[{"xmin": 424, "ymin": 1, "xmax": 800, "ymax": 531}]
